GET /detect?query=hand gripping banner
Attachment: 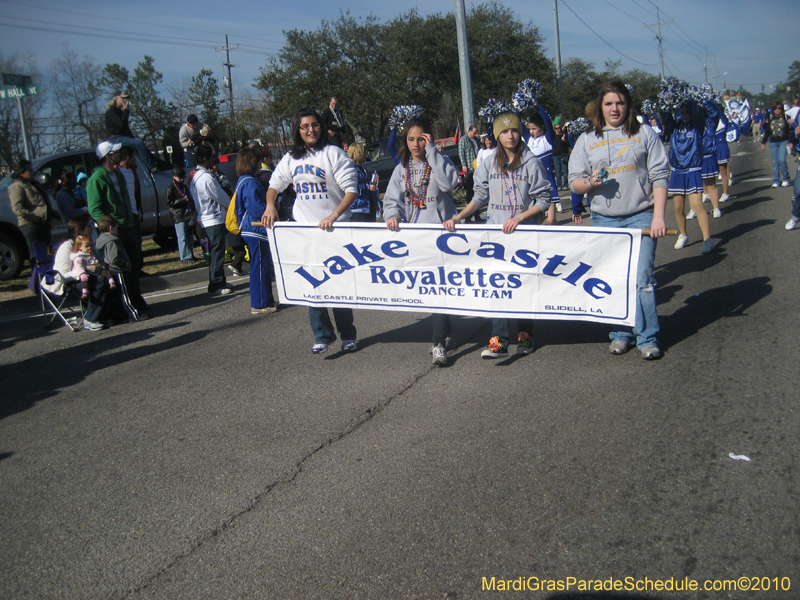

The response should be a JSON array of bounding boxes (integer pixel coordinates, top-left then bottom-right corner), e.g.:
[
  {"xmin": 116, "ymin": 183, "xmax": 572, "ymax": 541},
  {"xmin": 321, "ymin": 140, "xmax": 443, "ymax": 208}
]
[{"xmin": 267, "ymin": 223, "xmax": 642, "ymax": 326}]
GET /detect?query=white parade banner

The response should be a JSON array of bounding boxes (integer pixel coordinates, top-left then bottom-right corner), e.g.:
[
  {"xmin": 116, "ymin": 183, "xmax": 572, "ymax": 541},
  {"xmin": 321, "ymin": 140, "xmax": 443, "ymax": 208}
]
[{"xmin": 267, "ymin": 223, "xmax": 641, "ymax": 325}]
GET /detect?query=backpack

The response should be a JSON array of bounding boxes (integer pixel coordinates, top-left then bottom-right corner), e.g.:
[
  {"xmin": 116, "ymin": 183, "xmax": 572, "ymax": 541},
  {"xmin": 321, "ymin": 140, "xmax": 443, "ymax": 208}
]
[{"xmin": 225, "ymin": 189, "xmax": 239, "ymax": 234}]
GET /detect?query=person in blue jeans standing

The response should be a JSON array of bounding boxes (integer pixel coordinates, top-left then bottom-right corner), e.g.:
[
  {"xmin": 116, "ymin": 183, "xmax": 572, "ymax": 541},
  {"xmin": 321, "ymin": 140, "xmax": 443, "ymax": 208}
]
[
  {"xmin": 761, "ymin": 101, "xmax": 792, "ymax": 188},
  {"xmin": 569, "ymin": 81, "xmax": 670, "ymax": 360}
]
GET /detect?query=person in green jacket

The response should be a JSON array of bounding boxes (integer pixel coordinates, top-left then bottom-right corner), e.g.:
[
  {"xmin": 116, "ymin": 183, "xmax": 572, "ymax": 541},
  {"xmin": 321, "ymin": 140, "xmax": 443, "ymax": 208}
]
[{"xmin": 87, "ymin": 141, "xmax": 147, "ymax": 313}]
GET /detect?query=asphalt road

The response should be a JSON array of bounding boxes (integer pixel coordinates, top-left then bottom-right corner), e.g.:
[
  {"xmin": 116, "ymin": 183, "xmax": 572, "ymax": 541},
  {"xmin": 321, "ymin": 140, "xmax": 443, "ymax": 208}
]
[{"xmin": 1, "ymin": 138, "xmax": 798, "ymax": 599}]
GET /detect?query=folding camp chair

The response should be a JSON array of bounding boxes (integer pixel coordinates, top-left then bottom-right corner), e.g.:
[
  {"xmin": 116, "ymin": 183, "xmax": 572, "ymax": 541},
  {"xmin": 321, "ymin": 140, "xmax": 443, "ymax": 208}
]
[{"xmin": 32, "ymin": 242, "xmax": 85, "ymax": 332}]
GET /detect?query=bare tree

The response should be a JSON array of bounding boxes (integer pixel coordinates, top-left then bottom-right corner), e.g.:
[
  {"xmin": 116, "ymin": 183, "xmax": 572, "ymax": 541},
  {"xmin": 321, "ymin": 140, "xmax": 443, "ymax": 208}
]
[{"xmin": 48, "ymin": 45, "xmax": 103, "ymax": 150}]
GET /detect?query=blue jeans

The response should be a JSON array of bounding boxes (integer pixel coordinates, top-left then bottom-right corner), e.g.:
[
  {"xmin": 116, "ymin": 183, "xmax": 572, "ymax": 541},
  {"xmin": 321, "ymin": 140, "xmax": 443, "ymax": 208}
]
[
  {"xmin": 174, "ymin": 220, "xmax": 194, "ymax": 261},
  {"xmin": 309, "ymin": 307, "xmax": 356, "ymax": 344},
  {"xmin": 553, "ymin": 155, "xmax": 568, "ymax": 188},
  {"xmin": 432, "ymin": 313, "xmax": 451, "ymax": 345},
  {"xmin": 244, "ymin": 237, "xmax": 275, "ymax": 309},
  {"xmin": 204, "ymin": 224, "xmax": 227, "ymax": 293},
  {"xmin": 769, "ymin": 140, "xmax": 790, "ymax": 185},
  {"xmin": 591, "ymin": 209, "xmax": 659, "ymax": 348}
]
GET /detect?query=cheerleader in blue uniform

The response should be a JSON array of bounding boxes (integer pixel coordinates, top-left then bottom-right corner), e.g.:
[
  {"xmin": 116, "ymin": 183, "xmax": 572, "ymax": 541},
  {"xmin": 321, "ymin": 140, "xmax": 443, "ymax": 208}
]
[{"xmin": 661, "ymin": 100, "xmax": 714, "ymax": 253}]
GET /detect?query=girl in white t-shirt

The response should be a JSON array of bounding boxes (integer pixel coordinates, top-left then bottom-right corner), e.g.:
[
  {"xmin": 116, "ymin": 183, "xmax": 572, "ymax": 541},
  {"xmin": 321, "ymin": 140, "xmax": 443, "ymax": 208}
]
[{"xmin": 262, "ymin": 108, "xmax": 359, "ymax": 355}]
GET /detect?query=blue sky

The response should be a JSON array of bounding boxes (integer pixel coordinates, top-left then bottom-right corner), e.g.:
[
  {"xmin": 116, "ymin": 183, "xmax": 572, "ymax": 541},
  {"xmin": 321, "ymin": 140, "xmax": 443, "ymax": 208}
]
[{"xmin": 0, "ymin": 0, "xmax": 794, "ymax": 107}]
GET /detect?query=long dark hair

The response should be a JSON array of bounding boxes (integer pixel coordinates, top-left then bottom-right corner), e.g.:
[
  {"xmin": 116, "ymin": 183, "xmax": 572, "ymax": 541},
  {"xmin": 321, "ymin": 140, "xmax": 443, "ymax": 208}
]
[
  {"xmin": 54, "ymin": 171, "xmax": 76, "ymax": 197},
  {"xmin": 398, "ymin": 116, "xmax": 433, "ymax": 166},
  {"xmin": 290, "ymin": 107, "xmax": 327, "ymax": 159},
  {"xmin": 65, "ymin": 214, "xmax": 91, "ymax": 243},
  {"xmin": 592, "ymin": 81, "xmax": 640, "ymax": 137}
]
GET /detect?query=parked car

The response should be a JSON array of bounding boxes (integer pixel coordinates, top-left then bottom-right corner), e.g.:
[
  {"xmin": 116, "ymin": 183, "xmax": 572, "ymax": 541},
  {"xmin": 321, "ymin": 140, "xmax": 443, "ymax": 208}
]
[
  {"xmin": 363, "ymin": 137, "xmax": 463, "ymax": 194},
  {"xmin": 0, "ymin": 148, "xmax": 178, "ymax": 280}
]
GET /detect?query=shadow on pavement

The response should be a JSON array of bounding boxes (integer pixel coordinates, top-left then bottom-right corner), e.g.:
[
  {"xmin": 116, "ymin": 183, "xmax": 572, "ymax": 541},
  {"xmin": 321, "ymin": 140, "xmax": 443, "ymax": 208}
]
[
  {"xmin": 659, "ymin": 276, "xmax": 771, "ymax": 350},
  {"xmin": 0, "ymin": 322, "xmax": 210, "ymax": 421}
]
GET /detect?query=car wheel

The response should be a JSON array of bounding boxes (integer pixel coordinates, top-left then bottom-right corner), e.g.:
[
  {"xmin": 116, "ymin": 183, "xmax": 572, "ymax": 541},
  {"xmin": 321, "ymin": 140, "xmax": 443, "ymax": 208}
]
[{"xmin": 0, "ymin": 234, "xmax": 24, "ymax": 281}]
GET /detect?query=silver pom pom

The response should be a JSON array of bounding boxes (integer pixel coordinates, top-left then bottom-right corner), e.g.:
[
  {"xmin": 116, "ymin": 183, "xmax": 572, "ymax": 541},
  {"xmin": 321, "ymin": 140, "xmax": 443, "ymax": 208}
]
[
  {"xmin": 641, "ymin": 99, "xmax": 657, "ymax": 116},
  {"xmin": 478, "ymin": 99, "xmax": 513, "ymax": 124},
  {"xmin": 388, "ymin": 105, "xmax": 423, "ymax": 131},
  {"xmin": 511, "ymin": 79, "xmax": 543, "ymax": 112},
  {"xmin": 565, "ymin": 117, "xmax": 590, "ymax": 135}
]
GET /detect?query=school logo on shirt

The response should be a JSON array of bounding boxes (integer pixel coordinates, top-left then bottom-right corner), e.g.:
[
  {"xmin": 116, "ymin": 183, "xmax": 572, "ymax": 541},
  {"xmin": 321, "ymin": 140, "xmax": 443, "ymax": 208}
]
[{"xmin": 292, "ymin": 163, "xmax": 329, "ymax": 201}]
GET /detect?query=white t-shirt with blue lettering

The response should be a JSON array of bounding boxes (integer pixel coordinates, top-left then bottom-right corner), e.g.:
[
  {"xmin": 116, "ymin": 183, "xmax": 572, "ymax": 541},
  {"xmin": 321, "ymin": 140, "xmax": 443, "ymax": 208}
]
[{"xmin": 269, "ymin": 145, "xmax": 358, "ymax": 223}]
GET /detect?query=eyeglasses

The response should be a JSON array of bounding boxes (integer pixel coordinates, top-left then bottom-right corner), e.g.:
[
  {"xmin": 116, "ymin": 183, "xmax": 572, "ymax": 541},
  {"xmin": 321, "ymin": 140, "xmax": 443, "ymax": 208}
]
[{"xmin": 299, "ymin": 123, "xmax": 321, "ymax": 131}]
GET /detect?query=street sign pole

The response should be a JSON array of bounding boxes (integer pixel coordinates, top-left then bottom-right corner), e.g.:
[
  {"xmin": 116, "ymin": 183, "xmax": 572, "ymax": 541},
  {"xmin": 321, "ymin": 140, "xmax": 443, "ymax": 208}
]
[
  {"xmin": 2, "ymin": 74, "xmax": 36, "ymax": 160},
  {"xmin": 16, "ymin": 96, "xmax": 31, "ymax": 160}
]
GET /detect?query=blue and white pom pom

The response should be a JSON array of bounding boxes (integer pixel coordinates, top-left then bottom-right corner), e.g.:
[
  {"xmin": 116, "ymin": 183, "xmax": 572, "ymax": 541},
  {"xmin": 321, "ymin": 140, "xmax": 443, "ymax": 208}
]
[
  {"xmin": 625, "ymin": 83, "xmax": 634, "ymax": 97},
  {"xmin": 511, "ymin": 79, "xmax": 543, "ymax": 112},
  {"xmin": 641, "ymin": 99, "xmax": 657, "ymax": 116},
  {"xmin": 478, "ymin": 99, "xmax": 514, "ymax": 124},
  {"xmin": 658, "ymin": 77, "xmax": 689, "ymax": 112},
  {"xmin": 388, "ymin": 105, "xmax": 423, "ymax": 131},
  {"xmin": 565, "ymin": 117, "xmax": 590, "ymax": 135}
]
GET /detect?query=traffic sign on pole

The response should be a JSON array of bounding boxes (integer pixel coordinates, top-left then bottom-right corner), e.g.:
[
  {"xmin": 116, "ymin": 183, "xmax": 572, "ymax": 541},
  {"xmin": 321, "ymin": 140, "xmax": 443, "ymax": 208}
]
[{"xmin": 1, "ymin": 73, "xmax": 32, "ymax": 87}]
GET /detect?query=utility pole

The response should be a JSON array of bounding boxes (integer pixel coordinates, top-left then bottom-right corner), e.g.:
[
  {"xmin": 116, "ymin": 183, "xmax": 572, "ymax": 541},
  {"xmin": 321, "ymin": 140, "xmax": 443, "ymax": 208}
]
[
  {"xmin": 644, "ymin": 7, "xmax": 672, "ymax": 80},
  {"xmin": 454, "ymin": 0, "xmax": 475, "ymax": 132},
  {"xmin": 553, "ymin": 0, "xmax": 564, "ymax": 116},
  {"xmin": 697, "ymin": 47, "xmax": 714, "ymax": 84},
  {"xmin": 216, "ymin": 35, "xmax": 238, "ymax": 150}
]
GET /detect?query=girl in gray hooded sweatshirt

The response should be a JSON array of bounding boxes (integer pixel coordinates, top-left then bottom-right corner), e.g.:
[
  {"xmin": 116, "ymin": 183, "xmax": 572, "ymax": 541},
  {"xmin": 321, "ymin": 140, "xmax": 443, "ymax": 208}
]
[
  {"xmin": 385, "ymin": 115, "xmax": 460, "ymax": 366},
  {"xmin": 444, "ymin": 111, "xmax": 553, "ymax": 359},
  {"xmin": 568, "ymin": 81, "xmax": 669, "ymax": 360}
]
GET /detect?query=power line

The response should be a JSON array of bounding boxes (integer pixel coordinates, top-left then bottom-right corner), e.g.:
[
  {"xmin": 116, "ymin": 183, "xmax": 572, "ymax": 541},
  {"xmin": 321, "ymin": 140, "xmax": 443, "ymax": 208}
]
[
  {"xmin": 0, "ymin": 21, "xmax": 219, "ymax": 50},
  {"xmin": 560, "ymin": 0, "xmax": 659, "ymax": 67},
  {"xmin": 627, "ymin": 0, "xmax": 657, "ymax": 18},
  {"xmin": 1, "ymin": 0, "xmax": 286, "ymax": 50},
  {"xmin": 598, "ymin": 0, "xmax": 648, "ymax": 25}
]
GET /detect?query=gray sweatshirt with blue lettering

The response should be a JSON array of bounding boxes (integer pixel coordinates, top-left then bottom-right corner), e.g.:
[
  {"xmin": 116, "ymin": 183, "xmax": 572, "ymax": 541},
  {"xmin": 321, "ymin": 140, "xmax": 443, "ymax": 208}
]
[
  {"xmin": 471, "ymin": 144, "xmax": 552, "ymax": 225},
  {"xmin": 383, "ymin": 144, "xmax": 459, "ymax": 224},
  {"xmin": 568, "ymin": 124, "xmax": 669, "ymax": 217}
]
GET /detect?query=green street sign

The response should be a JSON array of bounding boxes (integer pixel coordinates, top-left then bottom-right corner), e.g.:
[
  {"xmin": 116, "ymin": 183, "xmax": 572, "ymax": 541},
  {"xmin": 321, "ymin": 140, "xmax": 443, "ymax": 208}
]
[
  {"xmin": 0, "ymin": 84, "xmax": 38, "ymax": 100},
  {"xmin": 1, "ymin": 73, "xmax": 32, "ymax": 87}
]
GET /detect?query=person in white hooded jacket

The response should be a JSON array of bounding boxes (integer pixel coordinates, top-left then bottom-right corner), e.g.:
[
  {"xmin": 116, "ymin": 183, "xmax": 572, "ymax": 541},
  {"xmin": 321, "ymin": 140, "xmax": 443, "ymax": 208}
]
[{"xmin": 262, "ymin": 108, "xmax": 359, "ymax": 355}]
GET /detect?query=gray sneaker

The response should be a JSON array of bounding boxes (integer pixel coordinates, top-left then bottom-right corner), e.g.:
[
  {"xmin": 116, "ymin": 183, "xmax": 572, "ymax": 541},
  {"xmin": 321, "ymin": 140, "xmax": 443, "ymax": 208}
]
[
  {"xmin": 609, "ymin": 339, "xmax": 632, "ymax": 355},
  {"xmin": 639, "ymin": 346, "xmax": 662, "ymax": 360},
  {"xmin": 431, "ymin": 344, "xmax": 447, "ymax": 366},
  {"xmin": 341, "ymin": 340, "xmax": 358, "ymax": 352}
]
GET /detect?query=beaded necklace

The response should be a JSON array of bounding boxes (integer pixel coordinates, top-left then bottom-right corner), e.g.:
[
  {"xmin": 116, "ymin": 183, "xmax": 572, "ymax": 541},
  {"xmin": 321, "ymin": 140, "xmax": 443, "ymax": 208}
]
[{"xmin": 402, "ymin": 159, "xmax": 432, "ymax": 223}]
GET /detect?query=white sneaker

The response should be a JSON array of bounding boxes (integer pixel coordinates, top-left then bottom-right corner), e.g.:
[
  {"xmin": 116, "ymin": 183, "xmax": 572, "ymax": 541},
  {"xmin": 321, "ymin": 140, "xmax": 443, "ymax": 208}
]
[
  {"xmin": 772, "ymin": 183, "xmax": 779, "ymax": 188},
  {"xmin": 786, "ymin": 219, "xmax": 798, "ymax": 231},
  {"xmin": 719, "ymin": 193, "xmax": 730, "ymax": 203},
  {"xmin": 674, "ymin": 234, "xmax": 688, "ymax": 249},
  {"xmin": 686, "ymin": 210, "xmax": 697, "ymax": 220},
  {"xmin": 729, "ymin": 176, "xmax": 733, "ymax": 186},
  {"xmin": 214, "ymin": 287, "xmax": 232, "ymax": 295},
  {"xmin": 431, "ymin": 344, "xmax": 447, "ymax": 366},
  {"xmin": 782, "ymin": 181, "xmax": 792, "ymax": 187},
  {"xmin": 712, "ymin": 208, "xmax": 722, "ymax": 218},
  {"xmin": 556, "ymin": 202, "xmax": 563, "ymax": 212},
  {"xmin": 702, "ymin": 193, "xmax": 710, "ymax": 203}
]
